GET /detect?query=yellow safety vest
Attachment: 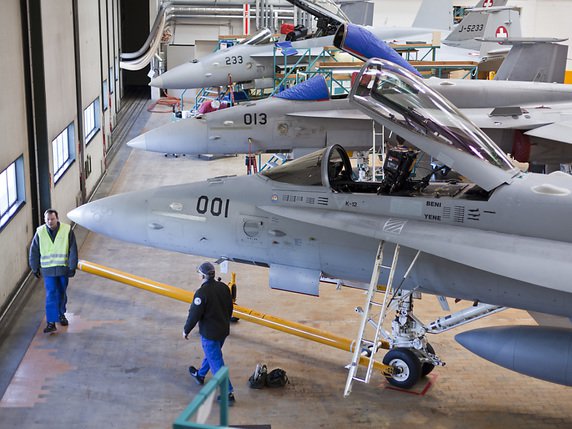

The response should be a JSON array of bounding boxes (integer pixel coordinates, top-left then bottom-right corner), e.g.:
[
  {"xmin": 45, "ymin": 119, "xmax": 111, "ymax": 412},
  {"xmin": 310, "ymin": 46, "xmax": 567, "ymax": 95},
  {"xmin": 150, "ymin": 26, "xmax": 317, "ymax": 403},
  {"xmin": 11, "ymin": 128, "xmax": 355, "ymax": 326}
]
[{"xmin": 38, "ymin": 223, "xmax": 70, "ymax": 268}]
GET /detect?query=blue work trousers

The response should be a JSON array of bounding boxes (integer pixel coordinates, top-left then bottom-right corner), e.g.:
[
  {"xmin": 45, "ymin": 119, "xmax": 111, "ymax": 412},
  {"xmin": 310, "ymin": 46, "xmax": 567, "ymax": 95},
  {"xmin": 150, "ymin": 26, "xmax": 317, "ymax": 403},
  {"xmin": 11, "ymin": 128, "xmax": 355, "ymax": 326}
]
[
  {"xmin": 198, "ymin": 336, "xmax": 234, "ymax": 393},
  {"xmin": 44, "ymin": 275, "xmax": 68, "ymax": 323}
]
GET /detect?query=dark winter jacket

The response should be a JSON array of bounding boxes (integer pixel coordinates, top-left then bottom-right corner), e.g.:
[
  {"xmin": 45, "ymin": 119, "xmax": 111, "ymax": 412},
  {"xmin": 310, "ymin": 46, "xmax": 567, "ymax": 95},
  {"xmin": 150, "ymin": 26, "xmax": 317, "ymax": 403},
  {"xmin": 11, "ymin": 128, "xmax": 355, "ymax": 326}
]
[{"xmin": 184, "ymin": 278, "xmax": 233, "ymax": 341}]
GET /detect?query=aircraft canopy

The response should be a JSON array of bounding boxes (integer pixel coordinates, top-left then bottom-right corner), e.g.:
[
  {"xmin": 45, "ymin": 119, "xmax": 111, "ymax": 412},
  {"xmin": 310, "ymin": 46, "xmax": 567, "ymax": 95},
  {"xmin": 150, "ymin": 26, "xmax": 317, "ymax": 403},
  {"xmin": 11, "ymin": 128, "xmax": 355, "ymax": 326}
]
[
  {"xmin": 350, "ymin": 58, "xmax": 521, "ymax": 191},
  {"xmin": 240, "ymin": 28, "xmax": 274, "ymax": 46},
  {"xmin": 286, "ymin": 0, "xmax": 349, "ymax": 25},
  {"xmin": 261, "ymin": 145, "xmax": 353, "ymax": 189}
]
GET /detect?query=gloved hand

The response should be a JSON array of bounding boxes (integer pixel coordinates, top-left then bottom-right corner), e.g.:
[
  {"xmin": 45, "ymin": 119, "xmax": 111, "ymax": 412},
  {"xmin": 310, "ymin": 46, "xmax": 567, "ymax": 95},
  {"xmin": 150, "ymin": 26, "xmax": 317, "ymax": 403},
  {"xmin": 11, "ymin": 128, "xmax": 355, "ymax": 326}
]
[
  {"xmin": 183, "ymin": 330, "xmax": 189, "ymax": 340},
  {"xmin": 67, "ymin": 268, "xmax": 76, "ymax": 278},
  {"xmin": 33, "ymin": 271, "xmax": 41, "ymax": 279}
]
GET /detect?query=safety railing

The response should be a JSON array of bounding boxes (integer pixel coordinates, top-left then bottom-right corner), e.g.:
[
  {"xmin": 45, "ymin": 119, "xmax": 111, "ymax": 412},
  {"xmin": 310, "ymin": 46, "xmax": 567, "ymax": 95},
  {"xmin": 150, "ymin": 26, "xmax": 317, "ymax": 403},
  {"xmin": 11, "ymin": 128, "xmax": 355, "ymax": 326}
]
[{"xmin": 172, "ymin": 366, "xmax": 230, "ymax": 429}]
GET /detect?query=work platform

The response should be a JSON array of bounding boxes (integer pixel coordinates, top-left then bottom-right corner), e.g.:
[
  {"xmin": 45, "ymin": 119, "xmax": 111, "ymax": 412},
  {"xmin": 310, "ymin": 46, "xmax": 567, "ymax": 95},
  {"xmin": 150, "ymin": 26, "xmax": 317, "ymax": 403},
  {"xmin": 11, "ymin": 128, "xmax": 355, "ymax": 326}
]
[{"xmin": 2, "ymin": 106, "xmax": 572, "ymax": 429}]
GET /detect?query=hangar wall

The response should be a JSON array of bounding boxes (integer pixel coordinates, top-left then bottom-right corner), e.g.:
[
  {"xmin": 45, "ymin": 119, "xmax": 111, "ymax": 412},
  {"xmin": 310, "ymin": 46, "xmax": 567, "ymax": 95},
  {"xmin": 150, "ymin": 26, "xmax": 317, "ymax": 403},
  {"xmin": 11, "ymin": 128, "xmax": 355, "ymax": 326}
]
[
  {"xmin": 42, "ymin": 0, "xmax": 81, "ymax": 222},
  {"xmin": 0, "ymin": 0, "xmax": 34, "ymax": 308},
  {"xmin": 0, "ymin": 0, "xmax": 122, "ymax": 319},
  {"xmin": 79, "ymin": 0, "xmax": 105, "ymax": 196}
]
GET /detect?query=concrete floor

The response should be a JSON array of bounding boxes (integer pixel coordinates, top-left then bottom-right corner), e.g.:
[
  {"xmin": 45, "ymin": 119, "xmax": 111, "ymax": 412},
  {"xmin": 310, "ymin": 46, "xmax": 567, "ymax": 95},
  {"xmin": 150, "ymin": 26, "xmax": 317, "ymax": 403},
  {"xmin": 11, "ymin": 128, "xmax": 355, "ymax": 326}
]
[{"xmin": 2, "ymin": 104, "xmax": 572, "ymax": 429}]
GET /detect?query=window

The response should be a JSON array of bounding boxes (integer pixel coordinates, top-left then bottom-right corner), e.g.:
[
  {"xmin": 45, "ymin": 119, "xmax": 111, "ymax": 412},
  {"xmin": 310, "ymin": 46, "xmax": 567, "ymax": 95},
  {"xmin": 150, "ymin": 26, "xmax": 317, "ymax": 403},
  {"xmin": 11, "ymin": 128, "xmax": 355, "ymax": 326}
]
[
  {"xmin": 52, "ymin": 123, "xmax": 75, "ymax": 183},
  {"xmin": 0, "ymin": 156, "xmax": 25, "ymax": 229},
  {"xmin": 84, "ymin": 98, "xmax": 100, "ymax": 143},
  {"xmin": 103, "ymin": 80, "xmax": 109, "ymax": 110},
  {"xmin": 109, "ymin": 67, "xmax": 114, "ymax": 94}
]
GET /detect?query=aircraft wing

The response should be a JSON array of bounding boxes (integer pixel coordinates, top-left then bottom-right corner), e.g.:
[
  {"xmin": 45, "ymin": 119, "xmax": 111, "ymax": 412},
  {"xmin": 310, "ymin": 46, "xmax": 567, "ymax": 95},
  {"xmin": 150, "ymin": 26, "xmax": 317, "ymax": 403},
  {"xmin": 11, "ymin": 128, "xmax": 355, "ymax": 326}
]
[
  {"xmin": 462, "ymin": 107, "xmax": 572, "ymax": 143},
  {"xmin": 258, "ymin": 205, "xmax": 572, "ymax": 294},
  {"xmin": 524, "ymin": 120, "xmax": 572, "ymax": 145},
  {"xmin": 462, "ymin": 108, "xmax": 553, "ymax": 129},
  {"xmin": 286, "ymin": 109, "xmax": 371, "ymax": 120}
]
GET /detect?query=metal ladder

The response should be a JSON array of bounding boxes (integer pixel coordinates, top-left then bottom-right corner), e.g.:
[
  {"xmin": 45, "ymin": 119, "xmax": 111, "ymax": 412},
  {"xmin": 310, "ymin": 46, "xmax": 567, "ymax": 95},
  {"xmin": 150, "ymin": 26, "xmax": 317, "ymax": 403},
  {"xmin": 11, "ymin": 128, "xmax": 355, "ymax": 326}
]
[
  {"xmin": 343, "ymin": 241, "xmax": 401, "ymax": 397},
  {"xmin": 193, "ymin": 87, "xmax": 221, "ymax": 112},
  {"xmin": 259, "ymin": 153, "xmax": 289, "ymax": 171}
]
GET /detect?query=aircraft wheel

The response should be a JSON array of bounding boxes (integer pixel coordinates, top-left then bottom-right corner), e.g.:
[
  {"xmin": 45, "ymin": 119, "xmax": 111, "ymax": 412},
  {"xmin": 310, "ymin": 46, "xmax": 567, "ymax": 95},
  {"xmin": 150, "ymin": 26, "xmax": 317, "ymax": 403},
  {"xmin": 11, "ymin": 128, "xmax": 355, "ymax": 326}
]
[
  {"xmin": 382, "ymin": 348, "xmax": 421, "ymax": 389},
  {"xmin": 421, "ymin": 343, "xmax": 436, "ymax": 377}
]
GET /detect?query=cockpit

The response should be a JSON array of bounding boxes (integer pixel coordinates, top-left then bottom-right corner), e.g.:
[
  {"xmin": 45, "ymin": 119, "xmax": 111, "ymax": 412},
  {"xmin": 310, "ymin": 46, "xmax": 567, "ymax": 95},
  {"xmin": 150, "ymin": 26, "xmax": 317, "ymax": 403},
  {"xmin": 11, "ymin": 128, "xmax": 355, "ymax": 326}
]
[
  {"xmin": 261, "ymin": 145, "xmax": 489, "ymax": 200},
  {"xmin": 240, "ymin": 28, "xmax": 274, "ymax": 46},
  {"xmin": 261, "ymin": 145, "xmax": 356, "ymax": 190}
]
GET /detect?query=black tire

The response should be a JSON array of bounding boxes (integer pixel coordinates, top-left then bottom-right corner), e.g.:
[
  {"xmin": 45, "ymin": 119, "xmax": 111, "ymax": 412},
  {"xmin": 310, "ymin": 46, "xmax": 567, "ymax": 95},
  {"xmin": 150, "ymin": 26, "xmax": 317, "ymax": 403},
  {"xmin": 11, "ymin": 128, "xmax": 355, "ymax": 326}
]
[
  {"xmin": 421, "ymin": 343, "xmax": 436, "ymax": 377},
  {"xmin": 382, "ymin": 348, "xmax": 422, "ymax": 389}
]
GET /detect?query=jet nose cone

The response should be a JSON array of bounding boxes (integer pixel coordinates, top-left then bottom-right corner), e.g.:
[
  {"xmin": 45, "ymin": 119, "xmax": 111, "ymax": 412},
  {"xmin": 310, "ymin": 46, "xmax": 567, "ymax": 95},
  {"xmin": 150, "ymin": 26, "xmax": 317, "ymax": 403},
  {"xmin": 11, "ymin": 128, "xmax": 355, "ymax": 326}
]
[
  {"xmin": 68, "ymin": 191, "xmax": 150, "ymax": 243},
  {"xmin": 127, "ymin": 133, "xmax": 147, "ymax": 151},
  {"xmin": 68, "ymin": 204, "xmax": 101, "ymax": 227},
  {"xmin": 149, "ymin": 75, "xmax": 164, "ymax": 88},
  {"xmin": 148, "ymin": 62, "xmax": 207, "ymax": 89},
  {"xmin": 129, "ymin": 117, "xmax": 209, "ymax": 155}
]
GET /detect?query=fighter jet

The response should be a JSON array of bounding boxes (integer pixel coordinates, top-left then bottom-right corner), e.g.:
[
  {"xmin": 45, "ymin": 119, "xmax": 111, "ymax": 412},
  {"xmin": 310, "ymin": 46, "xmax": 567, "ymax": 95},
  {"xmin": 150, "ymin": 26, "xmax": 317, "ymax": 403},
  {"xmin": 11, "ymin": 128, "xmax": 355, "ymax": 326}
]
[
  {"xmin": 70, "ymin": 58, "xmax": 572, "ymax": 390},
  {"xmin": 129, "ymin": 24, "xmax": 572, "ymax": 164},
  {"xmin": 128, "ymin": 40, "xmax": 420, "ymax": 157},
  {"xmin": 150, "ymin": 0, "xmax": 509, "ymax": 90},
  {"xmin": 130, "ymin": 72, "xmax": 572, "ymax": 165}
]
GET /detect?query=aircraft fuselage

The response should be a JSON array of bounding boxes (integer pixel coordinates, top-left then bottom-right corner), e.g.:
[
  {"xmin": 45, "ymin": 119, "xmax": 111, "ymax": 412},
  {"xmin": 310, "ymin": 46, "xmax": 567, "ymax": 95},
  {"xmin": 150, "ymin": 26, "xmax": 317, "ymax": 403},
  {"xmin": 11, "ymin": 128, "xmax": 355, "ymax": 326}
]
[{"xmin": 69, "ymin": 168, "xmax": 572, "ymax": 318}]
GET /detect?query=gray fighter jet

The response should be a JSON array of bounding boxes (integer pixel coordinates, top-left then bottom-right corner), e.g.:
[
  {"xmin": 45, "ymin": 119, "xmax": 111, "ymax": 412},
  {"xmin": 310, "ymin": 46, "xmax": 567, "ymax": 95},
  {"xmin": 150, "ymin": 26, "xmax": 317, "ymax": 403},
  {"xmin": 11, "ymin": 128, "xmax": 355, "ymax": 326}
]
[
  {"xmin": 150, "ymin": 0, "xmax": 509, "ymax": 90},
  {"xmin": 129, "ymin": 72, "xmax": 572, "ymax": 164},
  {"xmin": 70, "ymin": 58, "xmax": 572, "ymax": 390},
  {"xmin": 130, "ymin": 26, "xmax": 572, "ymax": 165}
]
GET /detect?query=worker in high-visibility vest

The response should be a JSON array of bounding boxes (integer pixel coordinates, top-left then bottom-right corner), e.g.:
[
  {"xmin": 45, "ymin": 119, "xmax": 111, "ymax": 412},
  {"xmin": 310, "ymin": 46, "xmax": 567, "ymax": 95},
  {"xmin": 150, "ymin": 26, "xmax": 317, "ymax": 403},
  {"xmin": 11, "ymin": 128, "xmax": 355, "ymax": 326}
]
[{"xmin": 29, "ymin": 209, "xmax": 78, "ymax": 333}]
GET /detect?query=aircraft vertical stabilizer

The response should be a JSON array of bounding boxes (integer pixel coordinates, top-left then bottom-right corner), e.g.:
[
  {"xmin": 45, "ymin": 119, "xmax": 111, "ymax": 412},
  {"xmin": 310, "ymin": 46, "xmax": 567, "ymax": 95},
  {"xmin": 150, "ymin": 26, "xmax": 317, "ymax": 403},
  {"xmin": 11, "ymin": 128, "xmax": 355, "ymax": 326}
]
[
  {"xmin": 494, "ymin": 41, "xmax": 568, "ymax": 83},
  {"xmin": 412, "ymin": 0, "xmax": 453, "ymax": 31},
  {"xmin": 443, "ymin": 0, "xmax": 512, "ymax": 50},
  {"xmin": 478, "ymin": 7, "xmax": 522, "ymax": 55}
]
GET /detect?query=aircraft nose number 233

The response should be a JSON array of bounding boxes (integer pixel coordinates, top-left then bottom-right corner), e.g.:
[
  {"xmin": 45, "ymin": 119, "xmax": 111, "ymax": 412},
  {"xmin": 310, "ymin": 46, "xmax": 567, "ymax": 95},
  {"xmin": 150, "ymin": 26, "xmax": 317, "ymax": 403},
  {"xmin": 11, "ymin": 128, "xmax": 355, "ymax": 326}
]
[{"xmin": 196, "ymin": 195, "xmax": 230, "ymax": 218}]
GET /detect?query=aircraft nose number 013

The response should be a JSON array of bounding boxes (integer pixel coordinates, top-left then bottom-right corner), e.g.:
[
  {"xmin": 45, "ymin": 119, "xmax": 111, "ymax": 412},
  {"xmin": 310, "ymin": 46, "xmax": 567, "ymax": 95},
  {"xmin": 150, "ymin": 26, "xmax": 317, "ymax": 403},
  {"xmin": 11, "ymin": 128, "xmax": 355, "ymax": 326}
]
[
  {"xmin": 244, "ymin": 113, "xmax": 267, "ymax": 125},
  {"xmin": 196, "ymin": 195, "xmax": 230, "ymax": 218}
]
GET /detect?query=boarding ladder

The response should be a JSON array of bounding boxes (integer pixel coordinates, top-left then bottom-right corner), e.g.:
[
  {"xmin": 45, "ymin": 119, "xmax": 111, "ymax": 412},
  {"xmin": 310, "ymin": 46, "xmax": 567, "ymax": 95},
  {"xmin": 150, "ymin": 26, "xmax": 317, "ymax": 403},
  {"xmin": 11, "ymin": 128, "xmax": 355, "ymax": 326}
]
[
  {"xmin": 259, "ymin": 153, "xmax": 289, "ymax": 172},
  {"xmin": 343, "ymin": 242, "xmax": 406, "ymax": 397},
  {"xmin": 193, "ymin": 87, "xmax": 222, "ymax": 112}
]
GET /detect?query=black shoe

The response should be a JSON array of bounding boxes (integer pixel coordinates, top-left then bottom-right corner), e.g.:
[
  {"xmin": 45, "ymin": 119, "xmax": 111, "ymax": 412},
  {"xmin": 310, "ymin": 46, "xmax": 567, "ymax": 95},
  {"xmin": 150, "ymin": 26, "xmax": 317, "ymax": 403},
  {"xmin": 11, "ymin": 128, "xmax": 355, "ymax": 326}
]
[
  {"xmin": 189, "ymin": 366, "xmax": 205, "ymax": 385},
  {"xmin": 59, "ymin": 315, "xmax": 69, "ymax": 326},
  {"xmin": 217, "ymin": 392, "xmax": 235, "ymax": 406},
  {"xmin": 43, "ymin": 322, "xmax": 57, "ymax": 333}
]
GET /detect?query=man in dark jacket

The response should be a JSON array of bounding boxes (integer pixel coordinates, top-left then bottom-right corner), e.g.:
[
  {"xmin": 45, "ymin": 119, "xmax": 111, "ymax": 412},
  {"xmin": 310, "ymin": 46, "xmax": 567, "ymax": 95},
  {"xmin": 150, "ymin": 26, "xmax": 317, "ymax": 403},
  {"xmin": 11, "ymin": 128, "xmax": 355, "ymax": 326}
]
[
  {"xmin": 184, "ymin": 261, "xmax": 235, "ymax": 404},
  {"xmin": 29, "ymin": 209, "xmax": 78, "ymax": 333}
]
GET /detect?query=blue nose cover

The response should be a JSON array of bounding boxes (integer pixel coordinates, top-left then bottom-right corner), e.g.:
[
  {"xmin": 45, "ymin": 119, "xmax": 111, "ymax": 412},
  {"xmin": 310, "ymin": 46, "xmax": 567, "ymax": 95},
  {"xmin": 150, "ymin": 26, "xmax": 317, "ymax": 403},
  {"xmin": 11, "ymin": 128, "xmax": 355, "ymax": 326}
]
[
  {"xmin": 337, "ymin": 24, "xmax": 422, "ymax": 77},
  {"xmin": 274, "ymin": 75, "xmax": 330, "ymax": 101}
]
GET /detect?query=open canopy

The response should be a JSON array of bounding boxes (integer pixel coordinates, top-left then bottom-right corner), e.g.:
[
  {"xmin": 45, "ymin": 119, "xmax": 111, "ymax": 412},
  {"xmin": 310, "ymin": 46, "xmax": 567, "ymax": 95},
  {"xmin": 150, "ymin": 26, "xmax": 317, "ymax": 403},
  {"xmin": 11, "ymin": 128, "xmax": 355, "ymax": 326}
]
[
  {"xmin": 350, "ymin": 58, "xmax": 520, "ymax": 191},
  {"xmin": 285, "ymin": 0, "xmax": 349, "ymax": 25},
  {"xmin": 240, "ymin": 28, "xmax": 274, "ymax": 46}
]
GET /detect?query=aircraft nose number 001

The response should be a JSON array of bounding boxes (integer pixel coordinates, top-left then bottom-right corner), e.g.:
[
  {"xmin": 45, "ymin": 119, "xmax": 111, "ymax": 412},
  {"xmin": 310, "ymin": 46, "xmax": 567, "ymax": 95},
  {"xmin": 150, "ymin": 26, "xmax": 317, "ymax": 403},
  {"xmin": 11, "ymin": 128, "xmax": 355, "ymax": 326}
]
[{"xmin": 196, "ymin": 195, "xmax": 230, "ymax": 218}]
